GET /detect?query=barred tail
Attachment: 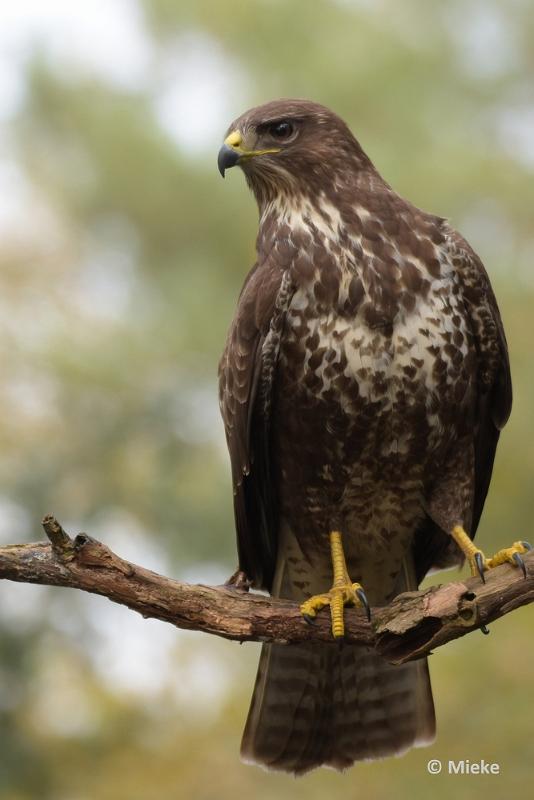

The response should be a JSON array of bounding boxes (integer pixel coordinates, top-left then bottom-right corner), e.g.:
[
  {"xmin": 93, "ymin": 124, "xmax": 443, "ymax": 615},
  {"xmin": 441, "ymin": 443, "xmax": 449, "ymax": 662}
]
[
  {"xmin": 241, "ymin": 528, "xmax": 435, "ymax": 774},
  {"xmin": 241, "ymin": 639, "xmax": 435, "ymax": 774}
]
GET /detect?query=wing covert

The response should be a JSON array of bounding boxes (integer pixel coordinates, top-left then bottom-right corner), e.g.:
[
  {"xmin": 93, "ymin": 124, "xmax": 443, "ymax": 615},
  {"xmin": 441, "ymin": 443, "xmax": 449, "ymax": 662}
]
[
  {"xmin": 448, "ymin": 228, "xmax": 512, "ymax": 533},
  {"xmin": 414, "ymin": 227, "xmax": 512, "ymax": 581}
]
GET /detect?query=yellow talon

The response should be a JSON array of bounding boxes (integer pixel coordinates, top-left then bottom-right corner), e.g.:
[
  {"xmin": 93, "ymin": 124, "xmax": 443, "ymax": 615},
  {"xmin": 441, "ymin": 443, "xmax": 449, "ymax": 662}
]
[
  {"xmin": 300, "ymin": 531, "xmax": 370, "ymax": 638},
  {"xmin": 452, "ymin": 526, "xmax": 531, "ymax": 581}
]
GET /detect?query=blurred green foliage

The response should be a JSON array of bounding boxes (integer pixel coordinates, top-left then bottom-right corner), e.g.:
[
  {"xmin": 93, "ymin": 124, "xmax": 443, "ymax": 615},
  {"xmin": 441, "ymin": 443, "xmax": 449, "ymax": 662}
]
[{"xmin": 0, "ymin": 1, "xmax": 533, "ymax": 798}]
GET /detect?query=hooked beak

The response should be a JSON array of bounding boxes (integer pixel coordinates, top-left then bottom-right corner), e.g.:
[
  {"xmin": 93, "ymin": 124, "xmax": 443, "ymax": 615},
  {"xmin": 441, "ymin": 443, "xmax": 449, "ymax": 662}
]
[
  {"xmin": 218, "ymin": 130, "xmax": 244, "ymax": 178},
  {"xmin": 217, "ymin": 129, "xmax": 281, "ymax": 177},
  {"xmin": 218, "ymin": 143, "xmax": 240, "ymax": 177}
]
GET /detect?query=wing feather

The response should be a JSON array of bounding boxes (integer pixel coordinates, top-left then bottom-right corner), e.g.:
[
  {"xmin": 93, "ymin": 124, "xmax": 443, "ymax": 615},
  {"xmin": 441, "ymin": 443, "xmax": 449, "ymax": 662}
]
[
  {"xmin": 219, "ymin": 259, "xmax": 294, "ymax": 590},
  {"xmin": 414, "ymin": 226, "xmax": 512, "ymax": 581},
  {"xmin": 450, "ymin": 230, "xmax": 512, "ymax": 534}
]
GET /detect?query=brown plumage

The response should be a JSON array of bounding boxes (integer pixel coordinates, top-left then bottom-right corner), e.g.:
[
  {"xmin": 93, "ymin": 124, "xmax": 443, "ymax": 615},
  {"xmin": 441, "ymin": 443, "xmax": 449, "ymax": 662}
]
[{"xmin": 217, "ymin": 99, "xmax": 511, "ymax": 774}]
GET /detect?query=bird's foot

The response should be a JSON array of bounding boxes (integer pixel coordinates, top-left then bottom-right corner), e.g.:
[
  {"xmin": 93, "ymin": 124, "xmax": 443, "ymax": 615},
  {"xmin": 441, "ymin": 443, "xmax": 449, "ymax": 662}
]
[
  {"xmin": 485, "ymin": 541, "xmax": 532, "ymax": 578},
  {"xmin": 299, "ymin": 530, "xmax": 370, "ymax": 639},
  {"xmin": 300, "ymin": 580, "xmax": 370, "ymax": 639},
  {"xmin": 452, "ymin": 526, "xmax": 531, "ymax": 583}
]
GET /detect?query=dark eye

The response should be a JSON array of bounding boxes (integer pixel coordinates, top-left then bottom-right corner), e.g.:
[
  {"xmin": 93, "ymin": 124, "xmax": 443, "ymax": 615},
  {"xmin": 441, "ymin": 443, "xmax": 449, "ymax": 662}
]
[{"xmin": 268, "ymin": 121, "xmax": 294, "ymax": 140}]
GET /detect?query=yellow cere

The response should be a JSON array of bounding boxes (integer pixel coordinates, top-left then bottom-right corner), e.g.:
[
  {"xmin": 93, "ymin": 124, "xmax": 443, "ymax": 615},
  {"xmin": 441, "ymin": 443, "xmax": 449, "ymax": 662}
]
[
  {"xmin": 224, "ymin": 130, "xmax": 243, "ymax": 148},
  {"xmin": 224, "ymin": 129, "xmax": 281, "ymax": 159}
]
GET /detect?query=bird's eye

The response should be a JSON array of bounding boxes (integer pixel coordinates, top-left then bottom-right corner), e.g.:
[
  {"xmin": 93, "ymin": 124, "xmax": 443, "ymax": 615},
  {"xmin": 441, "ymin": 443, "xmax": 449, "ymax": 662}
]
[{"xmin": 268, "ymin": 121, "xmax": 295, "ymax": 140}]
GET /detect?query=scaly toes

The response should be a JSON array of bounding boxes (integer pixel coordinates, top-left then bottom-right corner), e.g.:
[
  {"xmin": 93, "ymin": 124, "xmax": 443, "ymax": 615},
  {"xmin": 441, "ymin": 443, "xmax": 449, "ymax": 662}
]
[
  {"xmin": 300, "ymin": 593, "xmax": 331, "ymax": 624},
  {"xmin": 469, "ymin": 541, "xmax": 532, "ymax": 583},
  {"xmin": 331, "ymin": 583, "xmax": 371, "ymax": 639},
  {"xmin": 300, "ymin": 583, "xmax": 371, "ymax": 640},
  {"xmin": 486, "ymin": 541, "xmax": 531, "ymax": 579}
]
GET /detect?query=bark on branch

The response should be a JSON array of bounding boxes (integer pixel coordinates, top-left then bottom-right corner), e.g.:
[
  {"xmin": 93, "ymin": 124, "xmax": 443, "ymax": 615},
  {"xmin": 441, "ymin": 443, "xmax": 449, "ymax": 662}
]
[{"xmin": 0, "ymin": 515, "xmax": 532, "ymax": 665}]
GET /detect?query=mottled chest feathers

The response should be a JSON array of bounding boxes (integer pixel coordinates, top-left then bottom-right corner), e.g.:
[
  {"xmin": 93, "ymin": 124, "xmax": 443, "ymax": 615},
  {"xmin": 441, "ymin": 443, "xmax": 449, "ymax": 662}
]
[{"xmin": 263, "ymin": 193, "xmax": 450, "ymax": 336}]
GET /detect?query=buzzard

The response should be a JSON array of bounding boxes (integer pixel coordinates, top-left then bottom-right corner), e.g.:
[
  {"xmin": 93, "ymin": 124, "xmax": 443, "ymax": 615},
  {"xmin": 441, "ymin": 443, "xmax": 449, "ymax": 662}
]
[{"xmin": 217, "ymin": 99, "xmax": 527, "ymax": 774}]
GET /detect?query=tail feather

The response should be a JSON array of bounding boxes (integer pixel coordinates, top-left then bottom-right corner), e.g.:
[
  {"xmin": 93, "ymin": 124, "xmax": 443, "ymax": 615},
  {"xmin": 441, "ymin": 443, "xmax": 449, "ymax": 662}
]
[
  {"xmin": 241, "ymin": 529, "xmax": 435, "ymax": 774},
  {"xmin": 241, "ymin": 641, "xmax": 435, "ymax": 774}
]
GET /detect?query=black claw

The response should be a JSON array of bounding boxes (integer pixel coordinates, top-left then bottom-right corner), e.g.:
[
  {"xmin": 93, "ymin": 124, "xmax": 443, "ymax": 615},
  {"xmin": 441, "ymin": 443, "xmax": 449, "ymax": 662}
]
[
  {"xmin": 513, "ymin": 551, "xmax": 528, "ymax": 579},
  {"xmin": 356, "ymin": 588, "xmax": 371, "ymax": 622},
  {"xmin": 521, "ymin": 541, "xmax": 532, "ymax": 551},
  {"xmin": 475, "ymin": 551, "xmax": 486, "ymax": 583},
  {"xmin": 480, "ymin": 624, "xmax": 491, "ymax": 635},
  {"xmin": 302, "ymin": 613, "xmax": 316, "ymax": 626}
]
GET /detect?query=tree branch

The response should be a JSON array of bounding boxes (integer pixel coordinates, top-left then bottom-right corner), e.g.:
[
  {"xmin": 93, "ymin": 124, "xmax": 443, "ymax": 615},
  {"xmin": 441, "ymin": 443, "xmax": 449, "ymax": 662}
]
[{"xmin": 0, "ymin": 516, "xmax": 532, "ymax": 664}]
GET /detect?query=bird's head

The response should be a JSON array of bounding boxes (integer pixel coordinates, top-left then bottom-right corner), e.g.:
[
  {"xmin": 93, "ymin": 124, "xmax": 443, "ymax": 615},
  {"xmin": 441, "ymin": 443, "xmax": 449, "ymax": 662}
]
[{"xmin": 218, "ymin": 99, "xmax": 372, "ymax": 209}]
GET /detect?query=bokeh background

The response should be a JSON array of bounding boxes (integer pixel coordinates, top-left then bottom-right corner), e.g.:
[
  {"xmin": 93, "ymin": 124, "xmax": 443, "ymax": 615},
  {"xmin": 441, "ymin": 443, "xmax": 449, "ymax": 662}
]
[{"xmin": 0, "ymin": 1, "xmax": 533, "ymax": 798}]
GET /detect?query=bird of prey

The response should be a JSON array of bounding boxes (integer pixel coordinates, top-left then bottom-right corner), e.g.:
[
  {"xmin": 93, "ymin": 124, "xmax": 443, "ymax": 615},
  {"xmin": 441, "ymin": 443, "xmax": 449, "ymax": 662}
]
[{"xmin": 217, "ymin": 99, "xmax": 528, "ymax": 774}]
